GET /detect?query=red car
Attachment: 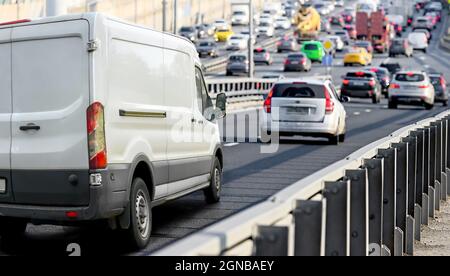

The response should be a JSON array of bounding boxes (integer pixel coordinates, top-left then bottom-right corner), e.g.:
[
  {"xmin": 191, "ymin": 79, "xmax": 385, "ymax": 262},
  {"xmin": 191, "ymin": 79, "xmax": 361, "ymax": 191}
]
[
  {"xmin": 344, "ymin": 25, "xmax": 357, "ymax": 40},
  {"xmin": 330, "ymin": 15, "xmax": 345, "ymax": 27}
]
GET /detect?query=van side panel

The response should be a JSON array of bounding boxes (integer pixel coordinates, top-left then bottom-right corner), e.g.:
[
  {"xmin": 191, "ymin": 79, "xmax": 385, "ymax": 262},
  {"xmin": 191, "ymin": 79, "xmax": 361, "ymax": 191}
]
[
  {"xmin": 10, "ymin": 20, "xmax": 91, "ymax": 206},
  {"xmin": 0, "ymin": 29, "xmax": 13, "ymax": 203},
  {"xmin": 106, "ymin": 21, "xmax": 168, "ymax": 196}
]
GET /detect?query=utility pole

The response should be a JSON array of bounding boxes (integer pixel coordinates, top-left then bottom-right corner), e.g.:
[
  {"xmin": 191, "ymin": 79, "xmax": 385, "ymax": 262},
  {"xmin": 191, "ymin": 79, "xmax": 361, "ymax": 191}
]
[
  {"xmin": 173, "ymin": 0, "xmax": 178, "ymax": 34},
  {"xmin": 134, "ymin": 0, "xmax": 138, "ymax": 23},
  {"xmin": 46, "ymin": 0, "xmax": 67, "ymax": 17},
  {"xmin": 162, "ymin": 0, "xmax": 168, "ymax": 32},
  {"xmin": 248, "ymin": 0, "xmax": 254, "ymax": 78},
  {"xmin": 16, "ymin": 0, "xmax": 19, "ymax": 20}
]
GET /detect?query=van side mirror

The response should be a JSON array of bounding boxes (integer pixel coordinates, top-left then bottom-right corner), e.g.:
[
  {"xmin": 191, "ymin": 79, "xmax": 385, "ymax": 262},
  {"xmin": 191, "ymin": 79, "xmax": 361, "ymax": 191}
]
[{"xmin": 215, "ymin": 93, "xmax": 227, "ymax": 119}]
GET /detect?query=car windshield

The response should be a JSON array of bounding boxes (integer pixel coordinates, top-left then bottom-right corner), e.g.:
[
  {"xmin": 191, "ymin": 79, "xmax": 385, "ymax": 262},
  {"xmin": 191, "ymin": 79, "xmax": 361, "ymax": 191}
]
[
  {"xmin": 180, "ymin": 27, "xmax": 193, "ymax": 32},
  {"xmin": 315, "ymin": 4, "xmax": 324, "ymax": 8},
  {"xmin": 272, "ymin": 83, "xmax": 325, "ymax": 98},
  {"xmin": 335, "ymin": 32, "xmax": 346, "ymax": 36},
  {"xmin": 259, "ymin": 22, "xmax": 271, "ymax": 27},
  {"xmin": 288, "ymin": 54, "xmax": 305, "ymax": 59},
  {"xmin": 304, "ymin": 44, "xmax": 318, "ymax": 50},
  {"xmin": 395, "ymin": 73, "xmax": 425, "ymax": 82},
  {"xmin": 218, "ymin": 29, "xmax": 229, "ymax": 33},
  {"xmin": 199, "ymin": 42, "xmax": 213, "ymax": 47},
  {"xmin": 392, "ymin": 40, "xmax": 404, "ymax": 45},
  {"xmin": 230, "ymin": 56, "xmax": 247, "ymax": 62},
  {"xmin": 233, "ymin": 11, "xmax": 245, "ymax": 15}
]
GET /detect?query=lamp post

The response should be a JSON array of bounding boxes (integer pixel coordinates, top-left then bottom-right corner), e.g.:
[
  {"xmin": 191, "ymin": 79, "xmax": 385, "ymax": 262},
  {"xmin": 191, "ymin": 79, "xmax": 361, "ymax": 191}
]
[
  {"xmin": 162, "ymin": 0, "xmax": 168, "ymax": 32},
  {"xmin": 248, "ymin": 0, "xmax": 254, "ymax": 78},
  {"xmin": 46, "ymin": 0, "xmax": 67, "ymax": 17}
]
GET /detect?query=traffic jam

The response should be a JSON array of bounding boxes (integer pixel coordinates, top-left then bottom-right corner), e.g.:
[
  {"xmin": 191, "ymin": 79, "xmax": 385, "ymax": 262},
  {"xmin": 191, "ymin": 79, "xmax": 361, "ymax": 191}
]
[{"xmin": 0, "ymin": 0, "xmax": 448, "ymax": 257}]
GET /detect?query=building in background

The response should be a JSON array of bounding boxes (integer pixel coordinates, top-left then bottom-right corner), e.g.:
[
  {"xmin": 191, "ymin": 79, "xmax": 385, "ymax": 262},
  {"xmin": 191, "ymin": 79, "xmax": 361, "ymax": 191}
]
[{"xmin": 0, "ymin": 0, "xmax": 267, "ymax": 32}]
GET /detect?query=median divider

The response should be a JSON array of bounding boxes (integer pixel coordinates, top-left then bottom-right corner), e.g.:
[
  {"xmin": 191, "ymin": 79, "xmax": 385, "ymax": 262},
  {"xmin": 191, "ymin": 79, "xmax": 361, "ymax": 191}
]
[{"xmin": 153, "ymin": 110, "xmax": 450, "ymax": 256}]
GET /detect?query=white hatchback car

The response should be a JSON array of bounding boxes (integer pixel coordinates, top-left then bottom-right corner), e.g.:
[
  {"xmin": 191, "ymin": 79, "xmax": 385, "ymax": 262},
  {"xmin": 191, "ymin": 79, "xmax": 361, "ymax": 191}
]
[
  {"xmin": 408, "ymin": 32, "xmax": 429, "ymax": 52},
  {"xmin": 227, "ymin": 35, "xmax": 248, "ymax": 50},
  {"xmin": 261, "ymin": 79, "xmax": 348, "ymax": 144}
]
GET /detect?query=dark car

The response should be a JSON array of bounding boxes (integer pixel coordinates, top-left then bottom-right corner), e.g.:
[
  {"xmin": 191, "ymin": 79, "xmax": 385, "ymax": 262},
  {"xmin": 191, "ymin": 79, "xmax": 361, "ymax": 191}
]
[
  {"xmin": 284, "ymin": 53, "xmax": 312, "ymax": 72},
  {"xmin": 380, "ymin": 60, "xmax": 402, "ymax": 75},
  {"xmin": 341, "ymin": 11, "xmax": 354, "ymax": 24},
  {"xmin": 254, "ymin": 48, "xmax": 273, "ymax": 65},
  {"xmin": 389, "ymin": 38, "xmax": 414, "ymax": 57},
  {"xmin": 277, "ymin": 37, "xmax": 299, "ymax": 53},
  {"xmin": 179, "ymin": 26, "xmax": 198, "ymax": 42},
  {"xmin": 365, "ymin": 67, "xmax": 391, "ymax": 96},
  {"xmin": 226, "ymin": 54, "xmax": 252, "ymax": 76},
  {"xmin": 329, "ymin": 15, "xmax": 345, "ymax": 27},
  {"xmin": 429, "ymin": 73, "xmax": 448, "ymax": 106},
  {"xmin": 341, "ymin": 71, "xmax": 382, "ymax": 104},
  {"xmin": 196, "ymin": 41, "xmax": 218, "ymax": 58},
  {"xmin": 354, "ymin": 40, "xmax": 374, "ymax": 54},
  {"xmin": 195, "ymin": 25, "xmax": 209, "ymax": 39}
]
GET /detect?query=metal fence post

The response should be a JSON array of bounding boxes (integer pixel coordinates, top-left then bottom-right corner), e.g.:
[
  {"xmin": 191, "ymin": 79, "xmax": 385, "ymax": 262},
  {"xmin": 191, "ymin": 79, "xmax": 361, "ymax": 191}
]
[
  {"xmin": 294, "ymin": 200, "xmax": 326, "ymax": 256},
  {"xmin": 323, "ymin": 181, "xmax": 351, "ymax": 256},
  {"xmin": 345, "ymin": 169, "xmax": 369, "ymax": 256},
  {"xmin": 254, "ymin": 226, "xmax": 289, "ymax": 256},
  {"xmin": 392, "ymin": 142, "xmax": 408, "ymax": 255},
  {"xmin": 410, "ymin": 130, "xmax": 425, "ymax": 233},
  {"xmin": 363, "ymin": 158, "xmax": 384, "ymax": 256},
  {"xmin": 402, "ymin": 136, "xmax": 417, "ymax": 255},
  {"xmin": 378, "ymin": 148, "xmax": 397, "ymax": 255},
  {"xmin": 423, "ymin": 128, "xmax": 431, "ymax": 224}
]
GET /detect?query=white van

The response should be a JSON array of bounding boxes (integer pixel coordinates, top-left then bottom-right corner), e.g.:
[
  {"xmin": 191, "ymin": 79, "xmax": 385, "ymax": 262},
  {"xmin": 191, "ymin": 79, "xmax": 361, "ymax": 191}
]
[{"xmin": 0, "ymin": 13, "xmax": 227, "ymax": 249}]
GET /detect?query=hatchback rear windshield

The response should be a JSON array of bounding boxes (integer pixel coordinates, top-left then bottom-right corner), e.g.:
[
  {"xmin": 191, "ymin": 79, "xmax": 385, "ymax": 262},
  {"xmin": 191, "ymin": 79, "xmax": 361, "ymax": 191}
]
[
  {"xmin": 304, "ymin": 44, "xmax": 319, "ymax": 50},
  {"xmin": 395, "ymin": 74, "xmax": 425, "ymax": 82},
  {"xmin": 288, "ymin": 54, "xmax": 305, "ymax": 59},
  {"xmin": 272, "ymin": 84, "xmax": 325, "ymax": 98},
  {"xmin": 230, "ymin": 56, "xmax": 247, "ymax": 62},
  {"xmin": 180, "ymin": 27, "xmax": 194, "ymax": 32},
  {"xmin": 392, "ymin": 40, "xmax": 404, "ymax": 45}
]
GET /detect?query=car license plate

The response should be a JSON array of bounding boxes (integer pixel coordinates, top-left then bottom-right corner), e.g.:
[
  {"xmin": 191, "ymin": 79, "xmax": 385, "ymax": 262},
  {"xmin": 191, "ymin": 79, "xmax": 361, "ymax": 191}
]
[
  {"xmin": 287, "ymin": 107, "xmax": 309, "ymax": 114},
  {"xmin": 291, "ymin": 61, "xmax": 300, "ymax": 65},
  {"xmin": 352, "ymin": 81, "xmax": 365, "ymax": 86},
  {"xmin": 0, "ymin": 178, "xmax": 5, "ymax": 194}
]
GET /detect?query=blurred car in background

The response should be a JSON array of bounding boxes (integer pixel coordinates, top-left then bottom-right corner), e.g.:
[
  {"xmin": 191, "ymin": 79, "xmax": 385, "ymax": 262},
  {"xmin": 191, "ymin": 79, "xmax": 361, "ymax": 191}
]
[
  {"xmin": 277, "ymin": 37, "xmax": 300, "ymax": 53},
  {"xmin": 274, "ymin": 17, "xmax": 292, "ymax": 30},
  {"xmin": 179, "ymin": 26, "xmax": 198, "ymax": 42},
  {"xmin": 327, "ymin": 35, "xmax": 345, "ymax": 52},
  {"xmin": 329, "ymin": 15, "xmax": 345, "ymax": 27},
  {"xmin": 334, "ymin": 30, "xmax": 351, "ymax": 45},
  {"xmin": 215, "ymin": 28, "xmax": 234, "ymax": 42},
  {"xmin": 365, "ymin": 67, "xmax": 391, "ymax": 96},
  {"xmin": 408, "ymin": 32, "xmax": 429, "ymax": 53},
  {"xmin": 213, "ymin": 19, "xmax": 230, "ymax": 30},
  {"xmin": 389, "ymin": 38, "xmax": 414, "ymax": 57},
  {"xmin": 301, "ymin": 41, "xmax": 326, "ymax": 63},
  {"xmin": 226, "ymin": 54, "xmax": 252, "ymax": 76},
  {"xmin": 342, "ymin": 7, "xmax": 356, "ymax": 23},
  {"xmin": 321, "ymin": 18, "xmax": 332, "ymax": 34},
  {"xmin": 196, "ymin": 41, "xmax": 218, "ymax": 58},
  {"xmin": 380, "ymin": 60, "xmax": 402, "ymax": 75},
  {"xmin": 429, "ymin": 73, "xmax": 448, "ymax": 106},
  {"xmin": 354, "ymin": 40, "xmax": 374, "ymax": 54},
  {"xmin": 344, "ymin": 47, "xmax": 372, "ymax": 66},
  {"xmin": 226, "ymin": 35, "xmax": 248, "ymax": 51},
  {"xmin": 256, "ymin": 20, "xmax": 275, "ymax": 37},
  {"xmin": 344, "ymin": 25, "xmax": 357, "ymax": 40},
  {"xmin": 254, "ymin": 48, "xmax": 274, "ymax": 65},
  {"xmin": 284, "ymin": 53, "xmax": 312, "ymax": 72},
  {"xmin": 413, "ymin": 16, "xmax": 434, "ymax": 31}
]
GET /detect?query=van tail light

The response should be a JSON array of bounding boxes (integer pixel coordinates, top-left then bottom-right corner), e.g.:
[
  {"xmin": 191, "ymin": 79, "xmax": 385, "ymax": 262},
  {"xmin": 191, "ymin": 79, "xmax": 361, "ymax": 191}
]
[
  {"xmin": 342, "ymin": 79, "xmax": 350, "ymax": 85},
  {"xmin": 324, "ymin": 87, "xmax": 335, "ymax": 114},
  {"xmin": 264, "ymin": 90, "xmax": 274, "ymax": 113},
  {"xmin": 390, "ymin": 83, "xmax": 400, "ymax": 89},
  {"xmin": 0, "ymin": 19, "xmax": 31, "ymax": 26},
  {"xmin": 369, "ymin": 80, "xmax": 376, "ymax": 87},
  {"xmin": 87, "ymin": 102, "xmax": 107, "ymax": 170}
]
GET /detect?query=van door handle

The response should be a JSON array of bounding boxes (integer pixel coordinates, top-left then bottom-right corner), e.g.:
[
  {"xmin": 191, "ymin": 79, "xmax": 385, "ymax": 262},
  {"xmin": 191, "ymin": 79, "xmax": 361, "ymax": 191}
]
[{"xmin": 20, "ymin": 124, "xmax": 40, "ymax": 131}]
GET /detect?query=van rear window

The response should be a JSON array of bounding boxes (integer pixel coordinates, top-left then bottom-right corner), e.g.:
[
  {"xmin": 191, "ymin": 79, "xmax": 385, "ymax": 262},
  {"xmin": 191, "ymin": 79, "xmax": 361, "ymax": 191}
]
[
  {"xmin": 272, "ymin": 84, "xmax": 325, "ymax": 98},
  {"xmin": 395, "ymin": 74, "xmax": 425, "ymax": 82},
  {"xmin": 304, "ymin": 44, "xmax": 318, "ymax": 50}
]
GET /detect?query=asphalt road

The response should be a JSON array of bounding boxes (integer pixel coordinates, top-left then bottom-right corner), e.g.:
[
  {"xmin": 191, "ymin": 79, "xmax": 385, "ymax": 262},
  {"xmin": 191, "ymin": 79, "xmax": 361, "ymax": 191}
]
[{"xmin": 1, "ymin": 10, "xmax": 449, "ymax": 257}]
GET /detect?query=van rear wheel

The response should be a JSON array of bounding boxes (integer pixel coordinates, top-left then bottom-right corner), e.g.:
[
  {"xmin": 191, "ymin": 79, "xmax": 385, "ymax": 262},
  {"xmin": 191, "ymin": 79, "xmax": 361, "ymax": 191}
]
[
  {"xmin": 204, "ymin": 157, "xmax": 222, "ymax": 204},
  {"xmin": 126, "ymin": 177, "xmax": 152, "ymax": 250},
  {"xmin": 0, "ymin": 218, "xmax": 27, "ymax": 247}
]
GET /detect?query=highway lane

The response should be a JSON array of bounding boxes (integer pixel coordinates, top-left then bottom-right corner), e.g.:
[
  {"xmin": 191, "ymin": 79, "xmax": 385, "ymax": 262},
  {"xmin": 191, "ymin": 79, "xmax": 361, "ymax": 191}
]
[{"xmin": 1, "ymin": 10, "xmax": 449, "ymax": 257}]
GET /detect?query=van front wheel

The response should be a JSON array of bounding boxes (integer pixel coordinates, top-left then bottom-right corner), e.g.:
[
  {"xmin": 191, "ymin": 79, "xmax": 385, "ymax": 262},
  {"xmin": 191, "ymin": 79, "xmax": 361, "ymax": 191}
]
[
  {"xmin": 204, "ymin": 157, "xmax": 222, "ymax": 204},
  {"xmin": 127, "ymin": 177, "xmax": 152, "ymax": 249}
]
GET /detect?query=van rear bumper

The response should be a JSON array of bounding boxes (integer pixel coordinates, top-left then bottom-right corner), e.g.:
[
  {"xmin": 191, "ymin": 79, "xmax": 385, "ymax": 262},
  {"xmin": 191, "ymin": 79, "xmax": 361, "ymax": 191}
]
[{"xmin": 0, "ymin": 166, "xmax": 130, "ymax": 223}]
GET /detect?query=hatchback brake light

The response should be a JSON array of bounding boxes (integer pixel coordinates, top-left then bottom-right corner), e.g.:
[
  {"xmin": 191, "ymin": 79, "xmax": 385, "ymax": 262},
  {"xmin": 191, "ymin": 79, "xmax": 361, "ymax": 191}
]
[
  {"xmin": 390, "ymin": 83, "xmax": 400, "ymax": 89},
  {"xmin": 369, "ymin": 80, "xmax": 376, "ymax": 87},
  {"xmin": 0, "ymin": 19, "xmax": 31, "ymax": 26},
  {"xmin": 441, "ymin": 77, "xmax": 446, "ymax": 90},
  {"xmin": 342, "ymin": 79, "xmax": 350, "ymax": 85},
  {"xmin": 418, "ymin": 85, "xmax": 429, "ymax": 89},
  {"xmin": 264, "ymin": 90, "xmax": 274, "ymax": 113},
  {"xmin": 324, "ymin": 87, "xmax": 334, "ymax": 114},
  {"xmin": 87, "ymin": 102, "xmax": 107, "ymax": 170}
]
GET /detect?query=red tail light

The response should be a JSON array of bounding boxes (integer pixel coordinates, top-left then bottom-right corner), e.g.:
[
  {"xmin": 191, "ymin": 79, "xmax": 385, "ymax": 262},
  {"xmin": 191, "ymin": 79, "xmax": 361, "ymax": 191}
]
[
  {"xmin": 390, "ymin": 83, "xmax": 400, "ymax": 89},
  {"xmin": 418, "ymin": 85, "xmax": 429, "ymax": 89},
  {"xmin": 87, "ymin": 102, "xmax": 107, "ymax": 170},
  {"xmin": 441, "ymin": 77, "xmax": 446, "ymax": 90},
  {"xmin": 355, "ymin": 72, "xmax": 365, "ymax": 77},
  {"xmin": 324, "ymin": 87, "xmax": 334, "ymax": 114},
  {"xmin": 369, "ymin": 80, "xmax": 376, "ymax": 87},
  {"xmin": 284, "ymin": 59, "xmax": 291, "ymax": 65},
  {"xmin": 342, "ymin": 79, "xmax": 350, "ymax": 85},
  {"xmin": 301, "ymin": 58, "xmax": 307, "ymax": 65},
  {"xmin": 264, "ymin": 90, "xmax": 273, "ymax": 113}
]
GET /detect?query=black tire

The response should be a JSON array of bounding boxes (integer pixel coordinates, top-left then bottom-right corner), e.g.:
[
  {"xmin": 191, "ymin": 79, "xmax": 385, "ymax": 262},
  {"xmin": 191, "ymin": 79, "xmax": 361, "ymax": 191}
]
[
  {"xmin": 126, "ymin": 177, "xmax": 152, "ymax": 250},
  {"xmin": 372, "ymin": 95, "xmax": 379, "ymax": 104},
  {"xmin": 339, "ymin": 133, "xmax": 346, "ymax": 143},
  {"xmin": 388, "ymin": 101, "xmax": 397, "ymax": 109},
  {"xmin": 425, "ymin": 103, "xmax": 434, "ymax": 110},
  {"xmin": 423, "ymin": 48, "xmax": 427, "ymax": 53},
  {"xmin": 329, "ymin": 135, "xmax": 340, "ymax": 145},
  {"xmin": 204, "ymin": 157, "xmax": 222, "ymax": 204},
  {"xmin": 226, "ymin": 72, "xmax": 232, "ymax": 76},
  {"xmin": 0, "ymin": 217, "xmax": 27, "ymax": 249},
  {"xmin": 444, "ymin": 101, "xmax": 448, "ymax": 107}
]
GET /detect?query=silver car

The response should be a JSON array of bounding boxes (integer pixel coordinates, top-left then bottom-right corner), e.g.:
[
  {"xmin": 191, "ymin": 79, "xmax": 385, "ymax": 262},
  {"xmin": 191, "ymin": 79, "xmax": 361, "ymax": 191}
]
[
  {"xmin": 261, "ymin": 79, "xmax": 348, "ymax": 144},
  {"xmin": 388, "ymin": 71, "xmax": 435, "ymax": 109}
]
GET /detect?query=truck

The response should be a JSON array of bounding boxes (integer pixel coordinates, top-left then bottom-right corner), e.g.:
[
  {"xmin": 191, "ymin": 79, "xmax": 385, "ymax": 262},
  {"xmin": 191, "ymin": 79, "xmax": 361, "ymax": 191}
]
[
  {"xmin": 389, "ymin": 0, "xmax": 414, "ymax": 26},
  {"xmin": 356, "ymin": 11, "xmax": 392, "ymax": 53},
  {"xmin": 231, "ymin": 0, "xmax": 251, "ymax": 26},
  {"xmin": 293, "ymin": 6, "xmax": 321, "ymax": 41}
]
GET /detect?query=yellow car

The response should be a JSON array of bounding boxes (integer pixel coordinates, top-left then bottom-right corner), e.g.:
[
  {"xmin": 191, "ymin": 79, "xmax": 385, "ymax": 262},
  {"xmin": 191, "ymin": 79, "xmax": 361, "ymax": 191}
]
[
  {"xmin": 344, "ymin": 47, "xmax": 373, "ymax": 66},
  {"xmin": 214, "ymin": 28, "xmax": 234, "ymax": 42}
]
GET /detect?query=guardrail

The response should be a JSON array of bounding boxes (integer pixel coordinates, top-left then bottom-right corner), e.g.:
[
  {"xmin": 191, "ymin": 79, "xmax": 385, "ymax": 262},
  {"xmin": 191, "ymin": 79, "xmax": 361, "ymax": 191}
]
[
  {"xmin": 206, "ymin": 78, "xmax": 275, "ymax": 105},
  {"xmin": 203, "ymin": 31, "xmax": 293, "ymax": 74},
  {"xmin": 154, "ymin": 110, "xmax": 450, "ymax": 256}
]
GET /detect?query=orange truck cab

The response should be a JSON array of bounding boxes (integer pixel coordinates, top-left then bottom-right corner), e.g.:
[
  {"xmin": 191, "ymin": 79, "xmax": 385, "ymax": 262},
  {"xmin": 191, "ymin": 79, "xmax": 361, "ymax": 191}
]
[{"xmin": 356, "ymin": 11, "xmax": 391, "ymax": 53}]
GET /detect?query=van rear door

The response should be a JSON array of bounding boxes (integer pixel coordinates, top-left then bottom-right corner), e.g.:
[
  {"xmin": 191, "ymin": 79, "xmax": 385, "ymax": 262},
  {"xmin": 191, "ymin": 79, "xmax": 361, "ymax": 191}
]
[
  {"xmin": 10, "ymin": 20, "xmax": 91, "ymax": 206},
  {"xmin": 0, "ymin": 28, "xmax": 13, "ymax": 203}
]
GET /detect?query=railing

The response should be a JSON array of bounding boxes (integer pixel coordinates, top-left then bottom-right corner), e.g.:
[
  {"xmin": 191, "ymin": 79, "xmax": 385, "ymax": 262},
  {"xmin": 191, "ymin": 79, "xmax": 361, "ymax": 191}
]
[
  {"xmin": 153, "ymin": 110, "xmax": 450, "ymax": 256},
  {"xmin": 206, "ymin": 78, "xmax": 275, "ymax": 105}
]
